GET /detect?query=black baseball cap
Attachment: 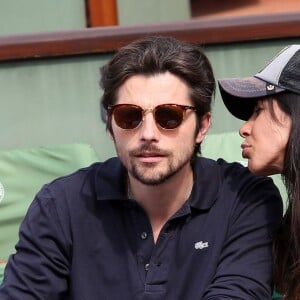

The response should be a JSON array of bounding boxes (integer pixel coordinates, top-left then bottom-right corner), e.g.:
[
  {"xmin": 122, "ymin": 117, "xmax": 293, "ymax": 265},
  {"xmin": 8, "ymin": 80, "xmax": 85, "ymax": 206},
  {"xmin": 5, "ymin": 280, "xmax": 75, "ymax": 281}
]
[{"xmin": 218, "ymin": 45, "xmax": 300, "ymax": 121}]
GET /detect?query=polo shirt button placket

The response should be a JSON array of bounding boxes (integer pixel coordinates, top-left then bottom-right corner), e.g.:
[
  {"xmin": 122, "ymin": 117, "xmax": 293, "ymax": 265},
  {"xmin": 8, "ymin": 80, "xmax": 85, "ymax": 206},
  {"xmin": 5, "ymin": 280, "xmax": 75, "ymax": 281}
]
[
  {"xmin": 141, "ymin": 232, "xmax": 148, "ymax": 240},
  {"xmin": 144, "ymin": 263, "xmax": 150, "ymax": 271}
]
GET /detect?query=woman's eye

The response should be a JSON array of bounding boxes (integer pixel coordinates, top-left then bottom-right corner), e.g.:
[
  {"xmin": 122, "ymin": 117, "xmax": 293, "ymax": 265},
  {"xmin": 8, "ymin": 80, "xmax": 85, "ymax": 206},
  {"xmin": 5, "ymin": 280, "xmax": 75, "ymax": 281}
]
[{"xmin": 254, "ymin": 107, "xmax": 263, "ymax": 114}]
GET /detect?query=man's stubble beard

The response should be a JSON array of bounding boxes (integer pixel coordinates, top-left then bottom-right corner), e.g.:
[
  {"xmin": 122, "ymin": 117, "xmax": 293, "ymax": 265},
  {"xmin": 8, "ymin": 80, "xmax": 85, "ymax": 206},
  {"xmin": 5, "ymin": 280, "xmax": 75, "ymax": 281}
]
[{"xmin": 129, "ymin": 151, "xmax": 193, "ymax": 186}]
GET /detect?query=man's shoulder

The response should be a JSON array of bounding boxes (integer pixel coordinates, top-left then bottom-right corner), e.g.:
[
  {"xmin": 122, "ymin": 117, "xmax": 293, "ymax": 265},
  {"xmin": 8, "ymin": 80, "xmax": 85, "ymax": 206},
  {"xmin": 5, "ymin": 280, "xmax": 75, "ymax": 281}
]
[
  {"xmin": 26, "ymin": 157, "xmax": 125, "ymax": 218},
  {"xmin": 39, "ymin": 157, "xmax": 122, "ymax": 197},
  {"xmin": 195, "ymin": 157, "xmax": 282, "ymax": 215},
  {"xmin": 50, "ymin": 157, "xmax": 120, "ymax": 183},
  {"xmin": 196, "ymin": 156, "xmax": 279, "ymax": 193},
  {"xmin": 196, "ymin": 156, "xmax": 249, "ymax": 178}
]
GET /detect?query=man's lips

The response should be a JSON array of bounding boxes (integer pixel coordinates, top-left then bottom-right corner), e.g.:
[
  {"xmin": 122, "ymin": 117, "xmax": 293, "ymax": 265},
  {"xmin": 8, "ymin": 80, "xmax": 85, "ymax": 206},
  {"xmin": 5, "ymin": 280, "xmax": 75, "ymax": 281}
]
[{"xmin": 134, "ymin": 152, "xmax": 165, "ymax": 163}]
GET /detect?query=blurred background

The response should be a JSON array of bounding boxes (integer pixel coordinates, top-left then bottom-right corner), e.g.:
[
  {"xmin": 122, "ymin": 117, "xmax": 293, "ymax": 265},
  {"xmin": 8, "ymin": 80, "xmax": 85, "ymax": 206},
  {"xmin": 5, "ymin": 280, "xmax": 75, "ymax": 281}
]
[{"xmin": 1, "ymin": 0, "xmax": 300, "ymax": 193}]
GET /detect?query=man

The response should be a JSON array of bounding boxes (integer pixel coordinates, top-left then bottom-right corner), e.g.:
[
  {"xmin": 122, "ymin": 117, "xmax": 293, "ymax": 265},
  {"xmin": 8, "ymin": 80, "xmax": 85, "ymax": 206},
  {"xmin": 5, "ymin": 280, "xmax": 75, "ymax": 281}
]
[{"xmin": 0, "ymin": 36, "xmax": 282, "ymax": 299}]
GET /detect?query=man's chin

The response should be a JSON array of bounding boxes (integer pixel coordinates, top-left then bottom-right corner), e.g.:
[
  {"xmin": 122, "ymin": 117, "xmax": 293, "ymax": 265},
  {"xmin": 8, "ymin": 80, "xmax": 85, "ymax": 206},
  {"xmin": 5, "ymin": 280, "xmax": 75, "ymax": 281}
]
[
  {"xmin": 133, "ymin": 174, "xmax": 168, "ymax": 186},
  {"xmin": 131, "ymin": 168, "xmax": 171, "ymax": 186}
]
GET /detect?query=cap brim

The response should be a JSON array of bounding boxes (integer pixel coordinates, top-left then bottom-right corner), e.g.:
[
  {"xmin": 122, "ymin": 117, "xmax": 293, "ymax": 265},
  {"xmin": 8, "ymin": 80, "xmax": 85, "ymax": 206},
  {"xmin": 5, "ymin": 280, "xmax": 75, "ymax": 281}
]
[{"xmin": 218, "ymin": 76, "xmax": 285, "ymax": 121}]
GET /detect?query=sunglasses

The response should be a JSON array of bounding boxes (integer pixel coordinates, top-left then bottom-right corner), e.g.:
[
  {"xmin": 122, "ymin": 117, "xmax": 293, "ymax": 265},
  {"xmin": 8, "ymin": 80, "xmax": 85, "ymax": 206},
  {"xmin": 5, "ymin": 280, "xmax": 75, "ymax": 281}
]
[{"xmin": 108, "ymin": 103, "xmax": 197, "ymax": 130}]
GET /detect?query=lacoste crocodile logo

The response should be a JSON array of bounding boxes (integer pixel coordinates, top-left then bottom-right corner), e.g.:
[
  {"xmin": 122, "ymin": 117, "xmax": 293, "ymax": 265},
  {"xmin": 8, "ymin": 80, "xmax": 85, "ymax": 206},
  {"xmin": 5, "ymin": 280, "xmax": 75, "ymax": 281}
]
[{"xmin": 195, "ymin": 241, "xmax": 209, "ymax": 250}]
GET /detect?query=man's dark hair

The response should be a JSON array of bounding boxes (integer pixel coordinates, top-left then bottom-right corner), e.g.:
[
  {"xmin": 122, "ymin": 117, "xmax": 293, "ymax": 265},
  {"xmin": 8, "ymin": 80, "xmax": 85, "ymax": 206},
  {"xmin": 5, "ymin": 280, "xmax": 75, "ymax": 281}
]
[{"xmin": 100, "ymin": 35, "xmax": 215, "ymax": 155}]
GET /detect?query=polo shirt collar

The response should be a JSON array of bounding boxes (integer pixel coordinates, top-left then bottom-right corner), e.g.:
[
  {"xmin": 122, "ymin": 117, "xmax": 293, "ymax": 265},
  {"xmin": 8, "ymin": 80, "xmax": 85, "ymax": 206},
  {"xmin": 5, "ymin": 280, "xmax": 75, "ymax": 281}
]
[
  {"xmin": 189, "ymin": 158, "xmax": 221, "ymax": 210},
  {"xmin": 92, "ymin": 157, "xmax": 221, "ymax": 210},
  {"xmin": 95, "ymin": 157, "xmax": 128, "ymax": 200}
]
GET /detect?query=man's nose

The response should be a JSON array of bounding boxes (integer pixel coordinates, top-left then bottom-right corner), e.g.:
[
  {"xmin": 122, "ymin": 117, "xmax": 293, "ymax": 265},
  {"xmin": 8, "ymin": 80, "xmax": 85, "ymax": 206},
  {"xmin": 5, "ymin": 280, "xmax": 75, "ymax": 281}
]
[{"xmin": 138, "ymin": 112, "xmax": 160, "ymax": 141}]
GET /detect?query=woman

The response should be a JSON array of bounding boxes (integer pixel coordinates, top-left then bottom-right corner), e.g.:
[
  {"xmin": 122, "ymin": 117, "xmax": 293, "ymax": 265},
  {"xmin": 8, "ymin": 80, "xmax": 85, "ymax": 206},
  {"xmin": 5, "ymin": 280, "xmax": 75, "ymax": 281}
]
[{"xmin": 218, "ymin": 45, "xmax": 300, "ymax": 299}]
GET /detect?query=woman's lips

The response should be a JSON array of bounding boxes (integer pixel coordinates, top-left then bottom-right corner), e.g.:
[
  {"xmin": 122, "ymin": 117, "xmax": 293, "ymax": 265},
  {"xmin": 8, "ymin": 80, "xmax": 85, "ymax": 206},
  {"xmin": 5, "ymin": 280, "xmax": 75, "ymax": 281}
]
[{"xmin": 241, "ymin": 143, "xmax": 251, "ymax": 158}]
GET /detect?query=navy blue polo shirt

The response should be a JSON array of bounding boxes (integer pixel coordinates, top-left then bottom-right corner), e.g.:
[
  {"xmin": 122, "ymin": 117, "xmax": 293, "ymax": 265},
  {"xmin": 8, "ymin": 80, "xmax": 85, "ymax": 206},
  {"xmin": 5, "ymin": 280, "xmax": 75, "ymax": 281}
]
[{"xmin": 0, "ymin": 157, "xmax": 282, "ymax": 299}]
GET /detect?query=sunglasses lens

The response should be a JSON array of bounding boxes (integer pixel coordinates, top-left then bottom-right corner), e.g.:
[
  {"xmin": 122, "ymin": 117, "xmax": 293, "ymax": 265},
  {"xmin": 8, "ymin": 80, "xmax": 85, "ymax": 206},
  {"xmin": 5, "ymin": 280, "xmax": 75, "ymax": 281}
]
[
  {"xmin": 155, "ymin": 105, "xmax": 183, "ymax": 129},
  {"xmin": 113, "ymin": 105, "xmax": 142, "ymax": 129},
  {"xmin": 111, "ymin": 104, "xmax": 193, "ymax": 130}
]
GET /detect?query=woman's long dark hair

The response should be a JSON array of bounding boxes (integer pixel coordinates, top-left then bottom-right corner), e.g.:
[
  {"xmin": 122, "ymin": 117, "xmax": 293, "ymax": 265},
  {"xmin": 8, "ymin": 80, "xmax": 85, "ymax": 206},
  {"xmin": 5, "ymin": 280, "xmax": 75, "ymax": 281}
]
[{"xmin": 271, "ymin": 92, "xmax": 300, "ymax": 299}]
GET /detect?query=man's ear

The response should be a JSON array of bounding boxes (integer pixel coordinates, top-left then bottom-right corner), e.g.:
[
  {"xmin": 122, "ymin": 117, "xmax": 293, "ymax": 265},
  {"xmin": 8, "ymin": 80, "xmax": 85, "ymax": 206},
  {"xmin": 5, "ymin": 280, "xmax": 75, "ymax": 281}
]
[
  {"xmin": 195, "ymin": 112, "xmax": 211, "ymax": 144},
  {"xmin": 108, "ymin": 128, "xmax": 115, "ymax": 141}
]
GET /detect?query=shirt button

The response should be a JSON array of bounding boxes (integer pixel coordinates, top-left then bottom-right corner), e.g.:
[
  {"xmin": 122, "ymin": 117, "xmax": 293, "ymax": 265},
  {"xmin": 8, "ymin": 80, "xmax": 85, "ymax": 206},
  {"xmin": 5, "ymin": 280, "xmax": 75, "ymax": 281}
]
[
  {"xmin": 141, "ymin": 232, "xmax": 148, "ymax": 240},
  {"xmin": 145, "ymin": 263, "xmax": 150, "ymax": 271}
]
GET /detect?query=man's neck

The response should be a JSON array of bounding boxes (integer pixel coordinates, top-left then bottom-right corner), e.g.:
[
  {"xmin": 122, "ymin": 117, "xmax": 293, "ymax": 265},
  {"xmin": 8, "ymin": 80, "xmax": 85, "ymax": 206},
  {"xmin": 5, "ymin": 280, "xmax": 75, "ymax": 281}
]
[{"xmin": 128, "ymin": 166, "xmax": 194, "ymax": 242}]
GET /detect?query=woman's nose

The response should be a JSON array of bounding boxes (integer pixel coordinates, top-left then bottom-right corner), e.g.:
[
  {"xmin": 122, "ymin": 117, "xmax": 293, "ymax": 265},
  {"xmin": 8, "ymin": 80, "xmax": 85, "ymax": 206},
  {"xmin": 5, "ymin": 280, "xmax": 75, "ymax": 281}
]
[{"xmin": 239, "ymin": 121, "xmax": 251, "ymax": 138}]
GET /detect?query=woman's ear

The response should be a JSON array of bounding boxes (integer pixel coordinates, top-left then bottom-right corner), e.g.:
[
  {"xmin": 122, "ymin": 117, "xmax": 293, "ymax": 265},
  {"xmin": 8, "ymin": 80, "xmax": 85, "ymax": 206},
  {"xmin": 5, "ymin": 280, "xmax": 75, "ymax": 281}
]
[{"xmin": 195, "ymin": 112, "xmax": 211, "ymax": 144}]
